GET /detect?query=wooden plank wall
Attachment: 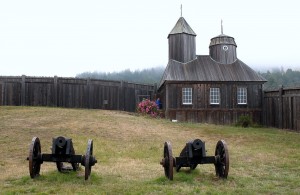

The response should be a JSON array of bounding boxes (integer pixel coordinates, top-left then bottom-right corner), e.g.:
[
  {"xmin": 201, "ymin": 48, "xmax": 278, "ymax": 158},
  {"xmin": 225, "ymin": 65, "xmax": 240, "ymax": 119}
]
[
  {"xmin": 0, "ymin": 76, "xmax": 156, "ymax": 112},
  {"xmin": 209, "ymin": 44, "xmax": 237, "ymax": 64},
  {"xmin": 263, "ymin": 87, "xmax": 300, "ymax": 131},
  {"xmin": 167, "ymin": 82, "xmax": 262, "ymax": 109},
  {"xmin": 168, "ymin": 33, "xmax": 196, "ymax": 63},
  {"xmin": 164, "ymin": 82, "xmax": 263, "ymax": 125},
  {"xmin": 0, "ymin": 82, "xmax": 2, "ymax": 106},
  {"xmin": 167, "ymin": 109, "xmax": 262, "ymax": 125}
]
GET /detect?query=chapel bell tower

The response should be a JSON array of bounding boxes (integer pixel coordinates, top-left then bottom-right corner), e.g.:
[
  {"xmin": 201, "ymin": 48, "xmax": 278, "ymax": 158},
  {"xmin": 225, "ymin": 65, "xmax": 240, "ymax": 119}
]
[
  {"xmin": 209, "ymin": 21, "xmax": 237, "ymax": 64},
  {"xmin": 168, "ymin": 17, "xmax": 197, "ymax": 63}
]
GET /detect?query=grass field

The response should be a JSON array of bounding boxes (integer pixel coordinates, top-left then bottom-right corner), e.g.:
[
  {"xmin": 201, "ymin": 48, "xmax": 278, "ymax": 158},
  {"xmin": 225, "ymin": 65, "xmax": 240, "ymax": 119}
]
[{"xmin": 0, "ymin": 106, "xmax": 300, "ymax": 194}]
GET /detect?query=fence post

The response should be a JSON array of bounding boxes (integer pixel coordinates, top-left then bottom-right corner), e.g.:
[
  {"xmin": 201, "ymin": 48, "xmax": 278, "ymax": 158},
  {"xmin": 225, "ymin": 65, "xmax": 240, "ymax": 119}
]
[
  {"xmin": 54, "ymin": 76, "xmax": 58, "ymax": 107},
  {"xmin": 0, "ymin": 81, "xmax": 3, "ymax": 106},
  {"xmin": 119, "ymin": 81, "xmax": 125, "ymax": 111},
  {"xmin": 21, "ymin": 75, "xmax": 26, "ymax": 106},
  {"xmin": 278, "ymin": 86, "xmax": 283, "ymax": 129},
  {"xmin": 86, "ymin": 78, "xmax": 91, "ymax": 108},
  {"xmin": 165, "ymin": 83, "xmax": 169, "ymax": 118},
  {"xmin": 262, "ymin": 90, "xmax": 265, "ymax": 126},
  {"xmin": 154, "ymin": 83, "xmax": 157, "ymax": 93},
  {"xmin": 153, "ymin": 83, "xmax": 157, "ymax": 100},
  {"xmin": 289, "ymin": 96, "xmax": 293, "ymax": 129}
]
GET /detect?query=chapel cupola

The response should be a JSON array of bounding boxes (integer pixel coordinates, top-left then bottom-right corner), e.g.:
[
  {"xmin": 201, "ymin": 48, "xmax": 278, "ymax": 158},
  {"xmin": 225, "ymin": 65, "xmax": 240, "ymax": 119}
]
[
  {"xmin": 168, "ymin": 17, "xmax": 197, "ymax": 63},
  {"xmin": 209, "ymin": 21, "xmax": 237, "ymax": 64}
]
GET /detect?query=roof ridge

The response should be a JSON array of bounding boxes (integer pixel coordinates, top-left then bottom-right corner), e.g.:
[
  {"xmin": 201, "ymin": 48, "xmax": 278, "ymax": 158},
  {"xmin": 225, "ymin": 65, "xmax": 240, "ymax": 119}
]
[{"xmin": 158, "ymin": 56, "xmax": 267, "ymax": 90}]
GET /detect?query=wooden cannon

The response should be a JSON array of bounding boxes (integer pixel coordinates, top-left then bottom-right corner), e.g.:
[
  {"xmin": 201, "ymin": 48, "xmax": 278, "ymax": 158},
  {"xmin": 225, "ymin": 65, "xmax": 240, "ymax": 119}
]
[
  {"xmin": 27, "ymin": 136, "xmax": 97, "ymax": 180},
  {"xmin": 160, "ymin": 139, "xmax": 229, "ymax": 180}
]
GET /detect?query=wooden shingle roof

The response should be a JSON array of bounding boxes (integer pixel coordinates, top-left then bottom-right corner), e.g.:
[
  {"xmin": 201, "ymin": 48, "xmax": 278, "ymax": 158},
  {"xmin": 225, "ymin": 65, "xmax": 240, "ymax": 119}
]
[
  {"xmin": 159, "ymin": 55, "xmax": 266, "ymax": 88},
  {"xmin": 168, "ymin": 17, "xmax": 196, "ymax": 38}
]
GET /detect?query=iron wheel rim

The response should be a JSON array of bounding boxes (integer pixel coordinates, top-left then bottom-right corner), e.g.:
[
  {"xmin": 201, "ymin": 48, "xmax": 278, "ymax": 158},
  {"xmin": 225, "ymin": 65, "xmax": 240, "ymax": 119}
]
[
  {"xmin": 85, "ymin": 139, "xmax": 93, "ymax": 180},
  {"xmin": 163, "ymin": 141, "xmax": 173, "ymax": 180},
  {"xmin": 214, "ymin": 140, "xmax": 229, "ymax": 178},
  {"xmin": 29, "ymin": 137, "xmax": 41, "ymax": 178}
]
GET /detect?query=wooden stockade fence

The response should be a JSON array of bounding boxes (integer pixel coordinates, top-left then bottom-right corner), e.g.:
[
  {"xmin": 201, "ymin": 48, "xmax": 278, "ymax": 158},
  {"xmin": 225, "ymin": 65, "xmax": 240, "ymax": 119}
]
[
  {"xmin": 263, "ymin": 87, "xmax": 300, "ymax": 131},
  {"xmin": 0, "ymin": 76, "xmax": 156, "ymax": 112},
  {"xmin": 1, "ymin": 75, "xmax": 300, "ymax": 132}
]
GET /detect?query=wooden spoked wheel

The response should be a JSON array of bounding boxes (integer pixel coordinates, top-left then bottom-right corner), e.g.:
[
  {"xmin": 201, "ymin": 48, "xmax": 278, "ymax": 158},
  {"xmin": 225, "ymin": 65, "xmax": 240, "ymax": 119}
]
[
  {"xmin": 161, "ymin": 141, "xmax": 174, "ymax": 180},
  {"xmin": 29, "ymin": 137, "xmax": 42, "ymax": 178},
  {"xmin": 214, "ymin": 140, "xmax": 229, "ymax": 178},
  {"xmin": 85, "ymin": 139, "xmax": 93, "ymax": 180}
]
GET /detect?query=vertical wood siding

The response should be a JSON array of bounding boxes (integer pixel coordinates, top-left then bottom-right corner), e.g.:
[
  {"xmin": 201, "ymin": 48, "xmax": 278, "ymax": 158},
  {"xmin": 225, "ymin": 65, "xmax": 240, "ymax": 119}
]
[
  {"xmin": 165, "ymin": 83, "xmax": 262, "ymax": 109},
  {"xmin": 169, "ymin": 34, "xmax": 196, "ymax": 63},
  {"xmin": 0, "ymin": 76, "xmax": 156, "ymax": 112},
  {"xmin": 263, "ymin": 88, "xmax": 300, "ymax": 131},
  {"xmin": 163, "ymin": 82, "xmax": 263, "ymax": 125},
  {"xmin": 0, "ymin": 82, "xmax": 2, "ymax": 106},
  {"xmin": 209, "ymin": 44, "xmax": 237, "ymax": 64}
]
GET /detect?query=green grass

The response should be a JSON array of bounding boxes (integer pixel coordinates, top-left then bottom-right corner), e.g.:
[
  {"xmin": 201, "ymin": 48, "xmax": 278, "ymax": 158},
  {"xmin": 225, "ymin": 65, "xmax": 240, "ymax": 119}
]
[{"xmin": 0, "ymin": 106, "xmax": 300, "ymax": 194}]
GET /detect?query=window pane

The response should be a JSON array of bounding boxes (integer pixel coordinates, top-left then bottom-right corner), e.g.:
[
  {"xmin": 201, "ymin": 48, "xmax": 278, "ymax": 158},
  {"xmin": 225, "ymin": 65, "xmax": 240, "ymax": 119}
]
[
  {"xmin": 237, "ymin": 87, "xmax": 247, "ymax": 104},
  {"xmin": 210, "ymin": 88, "xmax": 220, "ymax": 104},
  {"xmin": 182, "ymin": 88, "xmax": 192, "ymax": 104}
]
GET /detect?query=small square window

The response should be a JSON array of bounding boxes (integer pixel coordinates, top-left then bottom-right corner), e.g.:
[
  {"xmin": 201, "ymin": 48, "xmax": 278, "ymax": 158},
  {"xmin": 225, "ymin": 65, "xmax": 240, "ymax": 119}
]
[
  {"xmin": 237, "ymin": 87, "xmax": 247, "ymax": 104},
  {"xmin": 210, "ymin": 88, "xmax": 220, "ymax": 104},
  {"xmin": 182, "ymin": 88, "xmax": 192, "ymax": 105}
]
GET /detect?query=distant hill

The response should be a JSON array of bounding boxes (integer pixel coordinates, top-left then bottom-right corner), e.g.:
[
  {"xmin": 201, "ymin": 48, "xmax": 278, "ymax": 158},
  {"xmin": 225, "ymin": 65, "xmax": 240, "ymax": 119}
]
[
  {"xmin": 76, "ymin": 67, "xmax": 300, "ymax": 90},
  {"xmin": 259, "ymin": 68, "xmax": 300, "ymax": 90},
  {"xmin": 76, "ymin": 67, "xmax": 164, "ymax": 84}
]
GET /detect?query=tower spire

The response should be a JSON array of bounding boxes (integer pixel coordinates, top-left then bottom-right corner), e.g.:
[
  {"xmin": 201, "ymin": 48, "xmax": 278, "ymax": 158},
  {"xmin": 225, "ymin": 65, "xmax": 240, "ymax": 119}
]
[
  {"xmin": 181, "ymin": 4, "xmax": 182, "ymax": 17},
  {"xmin": 221, "ymin": 19, "xmax": 223, "ymax": 34}
]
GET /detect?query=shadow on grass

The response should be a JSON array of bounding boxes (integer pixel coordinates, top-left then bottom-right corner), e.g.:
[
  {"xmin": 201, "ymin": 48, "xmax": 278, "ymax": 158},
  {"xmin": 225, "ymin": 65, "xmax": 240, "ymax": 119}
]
[
  {"xmin": 3, "ymin": 171, "xmax": 103, "ymax": 195},
  {"xmin": 7, "ymin": 170, "xmax": 102, "ymax": 186},
  {"xmin": 152, "ymin": 168, "xmax": 228, "ymax": 184},
  {"xmin": 149, "ymin": 168, "xmax": 233, "ymax": 194}
]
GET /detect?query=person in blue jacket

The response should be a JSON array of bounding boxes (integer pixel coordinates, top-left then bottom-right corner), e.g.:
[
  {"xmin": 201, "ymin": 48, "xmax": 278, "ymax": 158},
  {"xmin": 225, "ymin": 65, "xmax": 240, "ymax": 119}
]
[{"xmin": 156, "ymin": 98, "xmax": 162, "ymax": 109}]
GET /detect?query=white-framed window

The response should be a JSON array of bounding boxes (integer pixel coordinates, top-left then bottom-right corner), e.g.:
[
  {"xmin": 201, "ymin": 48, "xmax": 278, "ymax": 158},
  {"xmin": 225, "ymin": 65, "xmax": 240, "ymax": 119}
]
[
  {"xmin": 182, "ymin": 88, "xmax": 192, "ymax": 105},
  {"xmin": 210, "ymin": 88, "xmax": 220, "ymax": 104},
  {"xmin": 237, "ymin": 87, "xmax": 247, "ymax": 104}
]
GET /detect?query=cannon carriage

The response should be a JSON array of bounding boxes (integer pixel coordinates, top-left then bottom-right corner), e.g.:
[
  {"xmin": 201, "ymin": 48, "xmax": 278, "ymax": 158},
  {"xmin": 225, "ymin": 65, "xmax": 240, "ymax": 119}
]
[
  {"xmin": 27, "ymin": 136, "xmax": 97, "ymax": 180},
  {"xmin": 160, "ymin": 139, "xmax": 229, "ymax": 180}
]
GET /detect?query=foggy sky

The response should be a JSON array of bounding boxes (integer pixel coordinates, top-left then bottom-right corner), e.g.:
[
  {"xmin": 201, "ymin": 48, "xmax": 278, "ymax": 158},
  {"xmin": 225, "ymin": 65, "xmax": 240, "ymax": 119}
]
[{"xmin": 0, "ymin": 0, "xmax": 299, "ymax": 77}]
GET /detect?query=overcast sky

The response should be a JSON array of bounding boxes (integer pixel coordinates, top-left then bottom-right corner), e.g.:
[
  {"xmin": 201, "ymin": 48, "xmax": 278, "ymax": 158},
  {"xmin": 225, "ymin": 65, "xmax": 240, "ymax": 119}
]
[{"xmin": 0, "ymin": 0, "xmax": 299, "ymax": 77}]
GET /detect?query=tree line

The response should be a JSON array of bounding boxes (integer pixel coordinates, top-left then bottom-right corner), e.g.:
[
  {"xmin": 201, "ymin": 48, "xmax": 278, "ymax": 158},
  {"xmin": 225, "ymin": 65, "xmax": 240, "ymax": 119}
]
[
  {"xmin": 76, "ymin": 67, "xmax": 300, "ymax": 90},
  {"xmin": 76, "ymin": 67, "xmax": 165, "ymax": 85},
  {"xmin": 259, "ymin": 68, "xmax": 300, "ymax": 90}
]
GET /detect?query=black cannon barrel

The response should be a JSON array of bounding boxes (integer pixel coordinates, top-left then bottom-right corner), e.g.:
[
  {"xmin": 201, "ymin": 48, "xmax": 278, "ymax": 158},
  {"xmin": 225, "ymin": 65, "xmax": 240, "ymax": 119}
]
[
  {"xmin": 52, "ymin": 136, "xmax": 72, "ymax": 155},
  {"xmin": 55, "ymin": 136, "xmax": 67, "ymax": 148},
  {"xmin": 192, "ymin": 139, "xmax": 203, "ymax": 150},
  {"xmin": 179, "ymin": 139, "xmax": 205, "ymax": 158}
]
